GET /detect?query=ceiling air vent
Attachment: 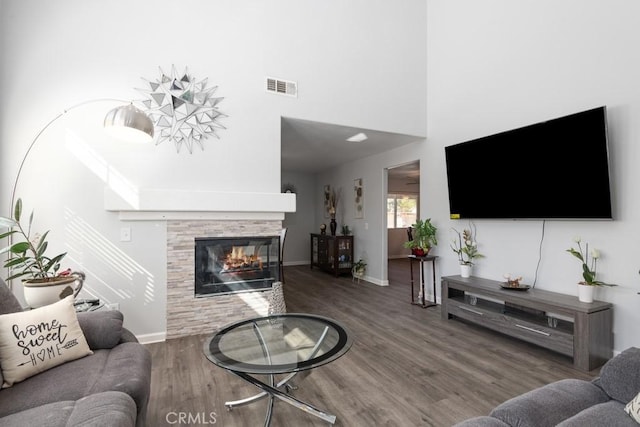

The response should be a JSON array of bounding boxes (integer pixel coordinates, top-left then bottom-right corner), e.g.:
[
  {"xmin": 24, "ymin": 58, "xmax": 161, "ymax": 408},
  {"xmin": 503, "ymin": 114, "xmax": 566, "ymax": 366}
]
[{"xmin": 266, "ymin": 77, "xmax": 297, "ymax": 97}]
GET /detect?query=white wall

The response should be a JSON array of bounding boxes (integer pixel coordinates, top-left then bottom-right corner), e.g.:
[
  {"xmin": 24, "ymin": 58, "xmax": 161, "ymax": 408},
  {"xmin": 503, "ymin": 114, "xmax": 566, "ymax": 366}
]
[
  {"xmin": 281, "ymin": 171, "xmax": 316, "ymax": 265},
  {"xmin": 0, "ymin": 0, "xmax": 428, "ymax": 338},
  {"xmin": 425, "ymin": 0, "xmax": 640, "ymax": 353}
]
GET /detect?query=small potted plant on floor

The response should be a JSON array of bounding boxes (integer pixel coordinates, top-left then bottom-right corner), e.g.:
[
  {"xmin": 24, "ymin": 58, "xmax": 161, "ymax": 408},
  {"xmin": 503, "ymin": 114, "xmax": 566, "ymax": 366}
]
[
  {"xmin": 404, "ymin": 218, "xmax": 438, "ymax": 257},
  {"xmin": 0, "ymin": 198, "xmax": 83, "ymax": 307},
  {"xmin": 352, "ymin": 259, "xmax": 367, "ymax": 283}
]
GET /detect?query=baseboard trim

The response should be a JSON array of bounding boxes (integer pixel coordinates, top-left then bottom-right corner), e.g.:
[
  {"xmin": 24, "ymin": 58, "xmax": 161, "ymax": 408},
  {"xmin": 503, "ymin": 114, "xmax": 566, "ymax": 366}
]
[
  {"xmin": 283, "ymin": 261, "xmax": 310, "ymax": 266},
  {"xmin": 137, "ymin": 332, "xmax": 166, "ymax": 344},
  {"xmin": 357, "ymin": 276, "xmax": 388, "ymax": 286}
]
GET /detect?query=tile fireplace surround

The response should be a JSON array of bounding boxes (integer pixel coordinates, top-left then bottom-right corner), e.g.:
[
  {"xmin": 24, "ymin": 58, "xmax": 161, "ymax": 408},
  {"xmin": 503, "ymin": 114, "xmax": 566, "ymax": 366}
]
[{"xmin": 166, "ymin": 219, "xmax": 282, "ymax": 339}]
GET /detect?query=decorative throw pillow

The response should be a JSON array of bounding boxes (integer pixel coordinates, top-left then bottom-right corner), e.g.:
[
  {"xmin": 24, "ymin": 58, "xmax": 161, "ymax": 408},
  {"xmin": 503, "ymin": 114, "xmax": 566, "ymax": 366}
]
[
  {"xmin": 626, "ymin": 391, "xmax": 640, "ymax": 423},
  {"xmin": 0, "ymin": 295, "xmax": 92, "ymax": 388}
]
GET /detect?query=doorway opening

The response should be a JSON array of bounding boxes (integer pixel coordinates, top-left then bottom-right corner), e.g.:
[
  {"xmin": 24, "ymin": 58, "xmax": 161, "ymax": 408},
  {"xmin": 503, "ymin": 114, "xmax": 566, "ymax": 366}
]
[{"xmin": 384, "ymin": 161, "xmax": 420, "ymax": 285}]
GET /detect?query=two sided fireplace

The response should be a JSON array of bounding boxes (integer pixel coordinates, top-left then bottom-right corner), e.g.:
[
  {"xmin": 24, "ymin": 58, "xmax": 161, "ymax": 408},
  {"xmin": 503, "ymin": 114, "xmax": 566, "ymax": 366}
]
[{"xmin": 194, "ymin": 236, "xmax": 280, "ymax": 297}]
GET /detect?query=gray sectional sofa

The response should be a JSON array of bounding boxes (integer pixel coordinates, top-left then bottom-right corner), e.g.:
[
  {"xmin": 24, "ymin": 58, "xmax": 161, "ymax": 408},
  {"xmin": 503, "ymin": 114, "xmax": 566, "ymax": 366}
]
[
  {"xmin": 0, "ymin": 279, "xmax": 152, "ymax": 427},
  {"xmin": 454, "ymin": 347, "xmax": 640, "ymax": 426}
]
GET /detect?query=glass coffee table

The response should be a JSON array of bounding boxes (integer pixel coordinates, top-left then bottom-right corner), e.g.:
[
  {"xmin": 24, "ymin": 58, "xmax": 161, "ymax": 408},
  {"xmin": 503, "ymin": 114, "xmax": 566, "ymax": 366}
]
[{"xmin": 203, "ymin": 313, "xmax": 352, "ymax": 426}]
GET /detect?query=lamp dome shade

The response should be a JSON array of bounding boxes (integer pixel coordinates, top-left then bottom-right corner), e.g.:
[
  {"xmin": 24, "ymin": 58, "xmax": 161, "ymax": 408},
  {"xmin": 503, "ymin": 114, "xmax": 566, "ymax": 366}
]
[{"xmin": 104, "ymin": 104, "xmax": 154, "ymax": 143}]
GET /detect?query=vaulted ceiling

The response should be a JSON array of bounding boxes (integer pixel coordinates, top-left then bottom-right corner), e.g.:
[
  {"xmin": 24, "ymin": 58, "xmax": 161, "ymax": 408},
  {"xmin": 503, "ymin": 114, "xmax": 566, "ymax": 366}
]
[{"xmin": 281, "ymin": 117, "xmax": 425, "ymax": 174}]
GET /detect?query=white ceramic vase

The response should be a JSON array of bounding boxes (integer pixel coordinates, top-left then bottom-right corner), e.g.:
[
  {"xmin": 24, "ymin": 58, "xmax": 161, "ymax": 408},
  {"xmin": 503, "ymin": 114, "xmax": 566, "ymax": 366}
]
[
  {"xmin": 23, "ymin": 274, "xmax": 83, "ymax": 309},
  {"xmin": 460, "ymin": 264, "xmax": 472, "ymax": 278},
  {"xmin": 577, "ymin": 283, "xmax": 595, "ymax": 303}
]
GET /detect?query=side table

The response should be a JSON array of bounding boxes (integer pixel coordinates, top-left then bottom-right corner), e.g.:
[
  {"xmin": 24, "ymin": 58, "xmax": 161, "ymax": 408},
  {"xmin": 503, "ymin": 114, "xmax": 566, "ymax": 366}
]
[{"xmin": 408, "ymin": 255, "xmax": 438, "ymax": 308}]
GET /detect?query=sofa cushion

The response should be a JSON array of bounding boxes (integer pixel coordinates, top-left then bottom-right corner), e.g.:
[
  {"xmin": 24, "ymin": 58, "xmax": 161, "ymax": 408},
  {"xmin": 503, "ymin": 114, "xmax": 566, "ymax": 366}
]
[
  {"xmin": 0, "ymin": 280, "xmax": 22, "ymax": 388},
  {"xmin": 598, "ymin": 347, "xmax": 640, "ymax": 403},
  {"xmin": 0, "ymin": 390, "xmax": 136, "ymax": 427},
  {"xmin": 77, "ymin": 310, "xmax": 124, "ymax": 350},
  {"xmin": 556, "ymin": 400, "xmax": 638, "ymax": 427},
  {"xmin": 625, "ymin": 391, "xmax": 640, "ymax": 423},
  {"xmin": 0, "ymin": 295, "xmax": 92, "ymax": 387},
  {"xmin": 489, "ymin": 379, "xmax": 610, "ymax": 427},
  {"xmin": 453, "ymin": 416, "xmax": 510, "ymax": 426},
  {"xmin": 0, "ymin": 280, "xmax": 23, "ymax": 316},
  {"xmin": 0, "ymin": 343, "xmax": 151, "ymax": 422}
]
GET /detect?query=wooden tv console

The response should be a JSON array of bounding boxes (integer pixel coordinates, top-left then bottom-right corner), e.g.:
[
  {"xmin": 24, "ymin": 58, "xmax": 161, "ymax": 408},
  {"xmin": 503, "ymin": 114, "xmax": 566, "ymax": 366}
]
[{"xmin": 441, "ymin": 275, "xmax": 613, "ymax": 371}]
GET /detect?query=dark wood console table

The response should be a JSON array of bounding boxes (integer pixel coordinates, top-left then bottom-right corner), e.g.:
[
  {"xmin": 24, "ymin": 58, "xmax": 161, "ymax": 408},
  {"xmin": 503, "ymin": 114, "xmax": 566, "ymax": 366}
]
[{"xmin": 441, "ymin": 275, "xmax": 613, "ymax": 371}]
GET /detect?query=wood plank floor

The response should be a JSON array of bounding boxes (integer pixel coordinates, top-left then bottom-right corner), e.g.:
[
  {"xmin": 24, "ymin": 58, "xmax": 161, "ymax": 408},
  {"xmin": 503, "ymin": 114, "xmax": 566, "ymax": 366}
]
[{"xmin": 145, "ymin": 260, "xmax": 597, "ymax": 426}]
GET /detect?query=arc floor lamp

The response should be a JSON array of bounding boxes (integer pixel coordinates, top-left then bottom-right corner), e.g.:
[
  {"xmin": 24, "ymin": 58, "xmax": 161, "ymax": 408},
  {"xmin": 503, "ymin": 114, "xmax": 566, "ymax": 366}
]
[{"xmin": 9, "ymin": 99, "xmax": 154, "ymax": 210}]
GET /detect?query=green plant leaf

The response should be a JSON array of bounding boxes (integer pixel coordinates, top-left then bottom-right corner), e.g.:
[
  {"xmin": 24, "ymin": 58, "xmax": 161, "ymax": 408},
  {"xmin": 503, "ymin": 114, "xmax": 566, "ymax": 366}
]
[
  {"xmin": 566, "ymin": 248, "xmax": 584, "ymax": 262},
  {"xmin": 28, "ymin": 210, "xmax": 34, "ymax": 235},
  {"xmin": 9, "ymin": 241, "xmax": 30, "ymax": 254},
  {"xmin": 35, "ymin": 230, "xmax": 50, "ymax": 251},
  {"xmin": 582, "ymin": 264, "xmax": 595, "ymax": 284},
  {"xmin": 6, "ymin": 271, "xmax": 29, "ymax": 281},
  {"xmin": 14, "ymin": 198, "xmax": 22, "ymax": 222},
  {"xmin": 4, "ymin": 257, "xmax": 28, "ymax": 268},
  {"xmin": 0, "ymin": 230, "xmax": 17, "ymax": 239},
  {"xmin": 36, "ymin": 241, "xmax": 48, "ymax": 257},
  {"xmin": 44, "ymin": 253, "xmax": 67, "ymax": 273}
]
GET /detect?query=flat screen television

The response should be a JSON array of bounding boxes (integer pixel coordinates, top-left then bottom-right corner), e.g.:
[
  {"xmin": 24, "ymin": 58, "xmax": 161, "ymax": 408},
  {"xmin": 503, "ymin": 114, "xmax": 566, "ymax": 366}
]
[{"xmin": 444, "ymin": 106, "xmax": 613, "ymax": 220}]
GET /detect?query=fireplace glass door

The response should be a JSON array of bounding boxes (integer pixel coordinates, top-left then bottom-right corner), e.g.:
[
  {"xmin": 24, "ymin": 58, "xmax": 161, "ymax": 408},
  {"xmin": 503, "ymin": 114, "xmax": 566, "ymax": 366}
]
[{"xmin": 195, "ymin": 236, "xmax": 280, "ymax": 297}]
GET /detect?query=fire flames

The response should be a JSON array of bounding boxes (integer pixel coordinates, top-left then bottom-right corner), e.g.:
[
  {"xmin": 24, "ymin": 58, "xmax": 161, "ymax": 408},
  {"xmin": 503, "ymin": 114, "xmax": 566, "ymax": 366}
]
[{"xmin": 222, "ymin": 246, "xmax": 262, "ymax": 271}]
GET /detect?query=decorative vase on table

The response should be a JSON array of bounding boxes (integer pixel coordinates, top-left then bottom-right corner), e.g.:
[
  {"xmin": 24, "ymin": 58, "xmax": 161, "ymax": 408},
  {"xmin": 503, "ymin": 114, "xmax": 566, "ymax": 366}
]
[
  {"xmin": 330, "ymin": 217, "xmax": 337, "ymax": 236},
  {"xmin": 460, "ymin": 264, "xmax": 472, "ymax": 278},
  {"xmin": 268, "ymin": 281, "xmax": 287, "ymax": 315},
  {"xmin": 411, "ymin": 247, "xmax": 429, "ymax": 257},
  {"xmin": 267, "ymin": 281, "xmax": 287, "ymax": 328},
  {"xmin": 577, "ymin": 283, "xmax": 594, "ymax": 303}
]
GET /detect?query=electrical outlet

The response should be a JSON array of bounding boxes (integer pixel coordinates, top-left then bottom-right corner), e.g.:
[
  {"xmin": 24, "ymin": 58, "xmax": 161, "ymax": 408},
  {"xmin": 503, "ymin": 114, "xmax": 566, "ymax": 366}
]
[
  {"xmin": 106, "ymin": 302, "xmax": 120, "ymax": 311},
  {"xmin": 120, "ymin": 227, "xmax": 131, "ymax": 242}
]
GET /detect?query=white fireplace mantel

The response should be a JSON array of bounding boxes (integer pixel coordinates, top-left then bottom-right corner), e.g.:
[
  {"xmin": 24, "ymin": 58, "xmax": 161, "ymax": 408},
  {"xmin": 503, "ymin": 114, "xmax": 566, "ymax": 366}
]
[{"xmin": 104, "ymin": 187, "xmax": 296, "ymax": 221}]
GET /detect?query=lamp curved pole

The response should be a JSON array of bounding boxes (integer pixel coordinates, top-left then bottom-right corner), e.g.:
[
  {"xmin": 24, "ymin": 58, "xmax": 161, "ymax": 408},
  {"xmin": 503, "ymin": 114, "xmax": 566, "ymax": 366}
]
[
  {"xmin": 5, "ymin": 98, "xmax": 155, "ymax": 289},
  {"xmin": 9, "ymin": 98, "xmax": 143, "ymax": 211}
]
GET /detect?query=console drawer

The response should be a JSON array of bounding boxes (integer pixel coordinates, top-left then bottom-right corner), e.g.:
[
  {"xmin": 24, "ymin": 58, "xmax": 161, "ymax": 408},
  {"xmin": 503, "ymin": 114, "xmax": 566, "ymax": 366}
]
[{"xmin": 448, "ymin": 301, "xmax": 574, "ymax": 356}]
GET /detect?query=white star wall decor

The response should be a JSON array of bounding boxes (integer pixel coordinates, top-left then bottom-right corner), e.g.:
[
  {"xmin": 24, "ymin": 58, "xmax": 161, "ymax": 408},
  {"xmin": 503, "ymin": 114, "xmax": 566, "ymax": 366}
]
[{"xmin": 137, "ymin": 65, "xmax": 227, "ymax": 153}]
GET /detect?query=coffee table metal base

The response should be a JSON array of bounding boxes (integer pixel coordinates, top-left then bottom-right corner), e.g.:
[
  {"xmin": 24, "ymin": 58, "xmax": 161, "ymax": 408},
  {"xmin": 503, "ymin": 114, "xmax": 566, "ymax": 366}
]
[
  {"xmin": 223, "ymin": 321, "xmax": 336, "ymax": 426},
  {"xmin": 227, "ymin": 371, "xmax": 336, "ymax": 426}
]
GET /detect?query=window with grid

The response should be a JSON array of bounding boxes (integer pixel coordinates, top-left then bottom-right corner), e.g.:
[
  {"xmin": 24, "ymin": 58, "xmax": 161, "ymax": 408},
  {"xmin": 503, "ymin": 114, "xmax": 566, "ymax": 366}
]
[{"xmin": 387, "ymin": 194, "xmax": 418, "ymax": 229}]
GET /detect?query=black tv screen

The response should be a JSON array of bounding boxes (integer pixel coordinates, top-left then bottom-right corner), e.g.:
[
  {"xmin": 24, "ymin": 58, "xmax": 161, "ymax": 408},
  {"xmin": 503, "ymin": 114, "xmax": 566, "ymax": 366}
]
[{"xmin": 445, "ymin": 106, "xmax": 613, "ymax": 220}]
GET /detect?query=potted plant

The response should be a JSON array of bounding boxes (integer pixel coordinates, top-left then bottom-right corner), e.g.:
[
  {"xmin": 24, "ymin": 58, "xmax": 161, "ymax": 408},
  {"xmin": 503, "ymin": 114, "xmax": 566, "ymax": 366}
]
[
  {"xmin": 404, "ymin": 218, "xmax": 438, "ymax": 256},
  {"xmin": 566, "ymin": 237, "xmax": 616, "ymax": 303},
  {"xmin": 0, "ymin": 198, "xmax": 83, "ymax": 308},
  {"xmin": 450, "ymin": 225, "xmax": 484, "ymax": 278},
  {"xmin": 352, "ymin": 259, "xmax": 367, "ymax": 282}
]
